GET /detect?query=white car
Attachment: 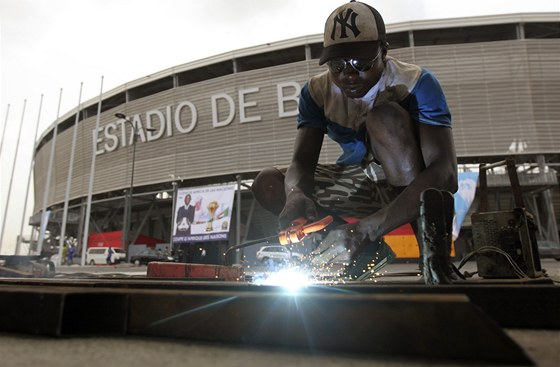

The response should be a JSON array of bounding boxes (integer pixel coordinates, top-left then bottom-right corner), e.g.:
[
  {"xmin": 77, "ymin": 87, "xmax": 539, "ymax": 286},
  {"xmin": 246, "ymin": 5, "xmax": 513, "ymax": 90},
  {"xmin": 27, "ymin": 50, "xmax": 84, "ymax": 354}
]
[
  {"xmin": 86, "ymin": 247, "xmax": 127, "ymax": 265},
  {"xmin": 256, "ymin": 245, "xmax": 304, "ymax": 263}
]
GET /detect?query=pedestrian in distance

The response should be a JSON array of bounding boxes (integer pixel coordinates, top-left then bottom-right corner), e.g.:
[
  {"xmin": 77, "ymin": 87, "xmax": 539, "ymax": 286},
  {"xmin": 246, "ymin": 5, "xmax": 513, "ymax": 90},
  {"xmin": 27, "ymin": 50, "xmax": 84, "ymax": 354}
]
[
  {"xmin": 67, "ymin": 245, "xmax": 75, "ymax": 265},
  {"xmin": 106, "ymin": 247, "xmax": 114, "ymax": 265}
]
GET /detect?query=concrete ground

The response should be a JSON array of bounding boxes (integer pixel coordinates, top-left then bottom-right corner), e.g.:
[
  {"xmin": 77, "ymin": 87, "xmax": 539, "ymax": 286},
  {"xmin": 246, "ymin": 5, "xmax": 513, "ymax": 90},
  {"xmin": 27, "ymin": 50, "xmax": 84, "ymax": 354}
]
[
  {"xmin": 0, "ymin": 259, "xmax": 559, "ymax": 367},
  {"xmin": 0, "ymin": 329, "xmax": 558, "ymax": 367}
]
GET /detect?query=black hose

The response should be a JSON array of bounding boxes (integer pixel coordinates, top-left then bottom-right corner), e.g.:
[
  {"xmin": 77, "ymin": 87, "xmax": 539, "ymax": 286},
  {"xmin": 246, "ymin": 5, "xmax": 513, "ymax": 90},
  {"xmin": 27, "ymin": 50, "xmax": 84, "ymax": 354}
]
[{"xmin": 224, "ymin": 235, "xmax": 277, "ymax": 265}]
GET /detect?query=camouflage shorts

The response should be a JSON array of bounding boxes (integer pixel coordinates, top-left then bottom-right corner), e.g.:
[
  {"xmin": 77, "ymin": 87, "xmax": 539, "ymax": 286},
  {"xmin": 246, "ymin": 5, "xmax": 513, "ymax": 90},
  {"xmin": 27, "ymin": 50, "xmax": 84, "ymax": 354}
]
[{"xmin": 279, "ymin": 163, "xmax": 396, "ymax": 220}]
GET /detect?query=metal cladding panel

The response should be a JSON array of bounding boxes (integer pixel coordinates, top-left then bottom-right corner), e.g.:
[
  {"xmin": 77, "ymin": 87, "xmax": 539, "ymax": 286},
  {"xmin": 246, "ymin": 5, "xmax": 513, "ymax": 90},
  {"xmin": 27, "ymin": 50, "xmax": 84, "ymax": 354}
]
[
  {"xmin": 166, "ymin": 67, "xmax": 296, "ymax": 177},
  {"xmin": 42, "ymin": 131, "xmax": 70, "ymax": 205},
  {"xmin": 51, "ymin": 129, "xmax": 73, "ymax": 203},
  {"xmin": 34, "ymin": 62, "xmax": 320, "ymax": 210},
  {"xmin": 65, "ymin": 123, "xmax": 89, "ymax": 199},
  {"xmin": 33, "ymin": 38, "xmax": 559, "ymax": 211},
  {"xmin": 33, "ymin": 141, "xmax": 51, "ymax": 207},
  {"xmin": 404, "ymin": 40, "xmax": 558, "ymax": 157},
  {"xmin": 527, "ymin": 40, "xmax": 560, "ymax": 153},
  {"xmin": 81, "ymin": 114, "xmax": 128, "ymax": 197}
]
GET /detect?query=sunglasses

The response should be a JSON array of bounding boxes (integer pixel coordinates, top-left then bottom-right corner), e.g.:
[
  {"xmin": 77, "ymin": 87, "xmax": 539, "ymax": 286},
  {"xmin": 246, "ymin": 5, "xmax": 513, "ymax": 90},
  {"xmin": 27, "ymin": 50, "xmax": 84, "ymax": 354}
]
[{"xmin": 327, "ymin": 49, "xmax": 382, "ymax": 73}]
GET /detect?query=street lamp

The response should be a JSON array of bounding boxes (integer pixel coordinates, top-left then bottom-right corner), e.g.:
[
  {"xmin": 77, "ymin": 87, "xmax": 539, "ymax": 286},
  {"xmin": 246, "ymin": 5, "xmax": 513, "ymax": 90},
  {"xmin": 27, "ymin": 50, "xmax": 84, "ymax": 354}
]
[{"xmin": 115, "ymin": 113, "xmax": 155, "ymax": 259}]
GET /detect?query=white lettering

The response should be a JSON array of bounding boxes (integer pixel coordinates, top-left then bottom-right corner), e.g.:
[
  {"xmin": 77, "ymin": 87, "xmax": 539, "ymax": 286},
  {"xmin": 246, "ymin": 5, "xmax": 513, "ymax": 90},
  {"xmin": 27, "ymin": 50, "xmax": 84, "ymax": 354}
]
[
  {"xmin": 116, "ymin": 120, "xmax": 127, "ymax": 146},
  {"xmin": 114, "ymin": 117, "xmax": 133, "ymax": 147},
  {"xmin": 277, "ymin": 81, "xmax": 300, "ymax": 118},
  {"xmin": 131, "ymin": 115, "xmax": 147, "ymax": 143},
  {"xmin": 93, "ymin": 80, "xmax": 303, "ymax": 155},
  {"xmin": 211, "ymin": 93, "xmax": 235, "ymax": 128},
  {"xmin": 175, "ymin": 101, "xmax": 197, "ymax": 133},
  {"xmin": 94, "ymin": 126, "xmax": 105, "ymax": 155},
  {"xmin": 166, "ymin": 105, "xmax": 173, "ymax": 137},
  {"xmin": 238, "ymin": 87, "xmax": 261, "ymax": 123},
  {"xmin": 103, "ymin": 123, "xmax": 119, "ymax": 152},
  {"xmin": 146, "ymin": 110, "xmax": 165, "ymax": 141}
]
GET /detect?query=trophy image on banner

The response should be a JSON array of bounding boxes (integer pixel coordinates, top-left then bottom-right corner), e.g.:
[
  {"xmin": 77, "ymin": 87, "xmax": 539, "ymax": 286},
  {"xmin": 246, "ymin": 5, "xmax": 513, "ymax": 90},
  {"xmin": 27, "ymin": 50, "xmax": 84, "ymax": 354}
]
[{"xmin": 206, "ymin": 201, "xmax": 219, "ymax": 232}]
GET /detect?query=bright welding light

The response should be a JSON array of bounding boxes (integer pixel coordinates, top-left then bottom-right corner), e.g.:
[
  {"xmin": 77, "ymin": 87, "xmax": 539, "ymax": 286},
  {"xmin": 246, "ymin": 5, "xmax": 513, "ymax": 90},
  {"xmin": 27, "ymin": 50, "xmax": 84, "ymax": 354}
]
[{"xmin": 255, "ymin": 268, "xmax": 312, "ymax": 293}]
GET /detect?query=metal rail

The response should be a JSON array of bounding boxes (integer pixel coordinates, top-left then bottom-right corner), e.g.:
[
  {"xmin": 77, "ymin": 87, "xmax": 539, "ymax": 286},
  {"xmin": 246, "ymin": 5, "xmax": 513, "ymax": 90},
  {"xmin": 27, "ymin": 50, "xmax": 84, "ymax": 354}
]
[{"xmin": 0, "ymin": 279, "xmax": 538, "ymax": 365}]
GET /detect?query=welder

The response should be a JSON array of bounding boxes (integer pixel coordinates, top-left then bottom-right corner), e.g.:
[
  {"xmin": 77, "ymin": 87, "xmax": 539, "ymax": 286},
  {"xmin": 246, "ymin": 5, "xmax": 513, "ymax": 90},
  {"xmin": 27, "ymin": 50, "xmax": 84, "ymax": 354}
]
[{"xmin": 251, "ymin": 1, "xmax": 458, "ymax": 284}]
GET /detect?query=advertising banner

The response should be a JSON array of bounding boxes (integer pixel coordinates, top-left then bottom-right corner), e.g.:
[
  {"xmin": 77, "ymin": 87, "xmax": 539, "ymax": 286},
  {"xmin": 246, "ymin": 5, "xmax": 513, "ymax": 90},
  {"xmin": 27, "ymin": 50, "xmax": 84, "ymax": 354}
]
[
  {"xmin": 172, "ymin": 184, "xmax": 236, "ymax": 243},
  {"xmin": 452, "ymin": 171, "xmax": 479, "ymax": 240}
]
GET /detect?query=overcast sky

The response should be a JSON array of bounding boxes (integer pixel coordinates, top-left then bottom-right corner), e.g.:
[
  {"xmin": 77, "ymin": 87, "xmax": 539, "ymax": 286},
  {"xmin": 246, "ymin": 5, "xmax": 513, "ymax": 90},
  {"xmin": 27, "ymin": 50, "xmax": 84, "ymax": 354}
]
[{"xmin": 1, "ymin": 0, "xmax": 558, "ymax": 254}]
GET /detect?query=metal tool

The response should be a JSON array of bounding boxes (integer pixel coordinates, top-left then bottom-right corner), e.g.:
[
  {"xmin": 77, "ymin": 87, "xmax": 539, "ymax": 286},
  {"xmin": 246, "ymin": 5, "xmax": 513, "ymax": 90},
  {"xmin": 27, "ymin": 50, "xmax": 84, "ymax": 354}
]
[
  {"xmin": 278, "ymin": 215, "xmax": 334, "ymax": 245},
  {"xmin": 471, "ymin": 158, "xmax": 543, "ymax": 278},
  {"xmin": 224, "ymin": 215, "xmax": 334, "ymax": 263}
]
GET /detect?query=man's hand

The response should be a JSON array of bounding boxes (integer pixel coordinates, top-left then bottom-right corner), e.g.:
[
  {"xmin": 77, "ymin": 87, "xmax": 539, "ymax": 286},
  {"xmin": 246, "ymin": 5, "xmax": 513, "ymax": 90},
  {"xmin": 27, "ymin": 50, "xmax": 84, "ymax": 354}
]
[
  {"xmin": 278, "ymin": 188, "xmax": 318, "ymax": 230},
  {"xmin": 308, "ymin": 224, "xmax": 365, "ymax": 266}
]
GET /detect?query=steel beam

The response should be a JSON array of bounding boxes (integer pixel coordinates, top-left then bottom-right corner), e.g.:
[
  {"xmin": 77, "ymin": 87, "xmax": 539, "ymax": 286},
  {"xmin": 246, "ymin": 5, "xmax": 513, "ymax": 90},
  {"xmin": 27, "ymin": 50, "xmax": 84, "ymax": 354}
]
[
  {"xmin": 1, "ymin": 277, "xmax": 557, "ymax": 328},
  {"xmin": 127, "ymin": 289, "xmax": 533, "ymax": 365},
  {"xmin": 0, "ymin": 286, "xmax": 127, "ymax": 336},
  {"xmin": 0, "ymin": 282, "xmax": 537, "ymax": 364}
]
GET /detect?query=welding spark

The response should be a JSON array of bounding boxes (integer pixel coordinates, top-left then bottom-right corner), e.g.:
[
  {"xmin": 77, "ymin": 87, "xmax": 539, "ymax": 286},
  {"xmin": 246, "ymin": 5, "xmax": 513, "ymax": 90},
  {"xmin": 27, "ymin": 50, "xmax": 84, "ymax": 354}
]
[{"xmin": 252, "ymin": 268, "xmax": 313, "ymax": 293}]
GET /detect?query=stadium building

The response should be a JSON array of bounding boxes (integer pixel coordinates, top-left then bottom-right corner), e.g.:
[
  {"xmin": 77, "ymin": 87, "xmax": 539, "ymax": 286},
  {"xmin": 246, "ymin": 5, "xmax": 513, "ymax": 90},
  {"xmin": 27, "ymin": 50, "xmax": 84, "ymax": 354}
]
[{"xmin": 30, "ymin": 13, "xmax": 560, "ymax": 263}]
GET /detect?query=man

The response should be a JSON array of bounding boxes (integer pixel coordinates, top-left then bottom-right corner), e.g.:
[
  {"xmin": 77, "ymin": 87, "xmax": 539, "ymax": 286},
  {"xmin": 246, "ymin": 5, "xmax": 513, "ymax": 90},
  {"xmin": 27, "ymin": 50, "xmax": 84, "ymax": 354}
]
[
  {"xmin": 106, "ymin": 247, "xmax": 114, "ymax": 264},
  {"xmin": 67, "ymin": 245, "xmax": 75, "ymax": 265},
  {"xmin": 176, "ymin": 194, "xmax": 195, "ymax": 235},
  {"xmin": 251, "ymin": 1, "xmax": 457, "ymax": 283}
]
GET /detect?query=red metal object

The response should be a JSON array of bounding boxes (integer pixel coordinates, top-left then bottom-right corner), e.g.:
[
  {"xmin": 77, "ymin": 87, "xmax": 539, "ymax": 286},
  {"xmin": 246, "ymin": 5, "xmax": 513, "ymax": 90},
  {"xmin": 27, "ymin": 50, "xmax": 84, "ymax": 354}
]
[
  {"xmin": 278, "ymin": 215, "xmax": 333, "ymax": 245},
  {"xmin": 147, "ymin": 262, "xmax": 244, "ymax": 281},
  {"xmin": 88, "ymin": 231, "xmax": 164, "ymax": 249}
]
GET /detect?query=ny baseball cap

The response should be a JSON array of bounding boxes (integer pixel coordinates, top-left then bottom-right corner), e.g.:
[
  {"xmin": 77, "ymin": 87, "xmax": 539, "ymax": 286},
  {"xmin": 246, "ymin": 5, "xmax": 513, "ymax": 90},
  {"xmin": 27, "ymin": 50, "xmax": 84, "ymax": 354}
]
[{"xmin": 319, "ymin": 1, "xmax": 386, "ymax": 65}]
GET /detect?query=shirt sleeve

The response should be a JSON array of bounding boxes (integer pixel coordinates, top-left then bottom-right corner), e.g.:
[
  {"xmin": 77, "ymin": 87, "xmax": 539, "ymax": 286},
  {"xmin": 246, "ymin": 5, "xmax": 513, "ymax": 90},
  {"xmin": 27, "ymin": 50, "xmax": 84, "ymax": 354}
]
[
  {"xmin": 296, "ymin": 83, "xmax": 328, "ymax": 133},
  {"xmin": 401, "ymin": 69, "xmax": 452, "ymax": 127}
]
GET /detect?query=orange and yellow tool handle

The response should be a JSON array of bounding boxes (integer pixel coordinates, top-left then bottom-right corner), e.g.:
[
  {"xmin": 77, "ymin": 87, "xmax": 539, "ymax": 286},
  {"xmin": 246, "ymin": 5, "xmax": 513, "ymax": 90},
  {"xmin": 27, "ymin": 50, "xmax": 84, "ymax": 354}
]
[
  {"xmin": 302, "ymin": 215, "xmax": 333, "ymax": 234},
  {"xmin": 278, "ymin": 215, "xmax": 333, "ymax": 245}
]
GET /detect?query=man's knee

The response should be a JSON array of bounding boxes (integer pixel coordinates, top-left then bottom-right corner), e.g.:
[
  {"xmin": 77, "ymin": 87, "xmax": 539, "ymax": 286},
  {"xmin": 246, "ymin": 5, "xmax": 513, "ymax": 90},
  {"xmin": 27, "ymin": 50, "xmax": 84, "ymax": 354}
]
[
  {"xmin": 366, "ymin": 102, "xmax": 423, "ymax": 186},
  {"xmin": 252, "ymin": 167, "xmax": 286, "ymax": 215},
  {"xmin": 366, "ymin": 102, "xmax": 413, "ymax": 139}
]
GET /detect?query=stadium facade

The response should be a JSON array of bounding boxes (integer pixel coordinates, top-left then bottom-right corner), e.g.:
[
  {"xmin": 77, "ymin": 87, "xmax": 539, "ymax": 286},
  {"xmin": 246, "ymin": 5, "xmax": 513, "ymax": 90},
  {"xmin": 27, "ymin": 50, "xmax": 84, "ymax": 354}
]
[{"xmin": 31, "ymin": 13, "xmax": 560, "ymax": 260}]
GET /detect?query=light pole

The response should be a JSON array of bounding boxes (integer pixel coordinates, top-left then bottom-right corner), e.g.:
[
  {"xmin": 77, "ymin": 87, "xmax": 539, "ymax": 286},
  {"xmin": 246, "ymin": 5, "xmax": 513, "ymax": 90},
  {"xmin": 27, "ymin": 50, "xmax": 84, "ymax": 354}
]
[{"xmin": 115, "ymin": 113, "xmax": 155, "ymax": 260}]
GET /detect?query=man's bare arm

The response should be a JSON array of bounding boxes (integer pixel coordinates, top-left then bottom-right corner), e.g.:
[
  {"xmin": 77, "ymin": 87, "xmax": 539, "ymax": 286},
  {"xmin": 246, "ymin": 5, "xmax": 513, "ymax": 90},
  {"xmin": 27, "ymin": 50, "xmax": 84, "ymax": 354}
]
[
  {"xmin": 357, "ymin": 124, "xmax": 457, "ymax": 240},
  {"xmin": 284, "ymin": 127, "xmax": 324, "ymax": 195},
  {"xmin": 279, "ymin": 127, "xmax": 324, "ymax": 228}
]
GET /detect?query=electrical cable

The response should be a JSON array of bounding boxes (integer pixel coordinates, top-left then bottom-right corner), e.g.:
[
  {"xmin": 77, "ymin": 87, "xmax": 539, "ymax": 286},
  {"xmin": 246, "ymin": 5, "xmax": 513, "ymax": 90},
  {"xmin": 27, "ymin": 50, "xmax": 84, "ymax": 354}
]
[
  {"xmin": 223, "ymin": 235, "xmax": 278, "ymax": 266},
  {"xmin": 457, "ymin": 246, "xmax": 531, "ymax": 279}
]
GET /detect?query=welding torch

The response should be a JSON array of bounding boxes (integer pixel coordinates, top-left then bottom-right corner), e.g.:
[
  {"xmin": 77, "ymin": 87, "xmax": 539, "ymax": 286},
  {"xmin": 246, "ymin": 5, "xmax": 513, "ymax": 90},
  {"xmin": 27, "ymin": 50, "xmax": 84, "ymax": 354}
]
[{"xmin": 223, "ymin": 215, "xmax": 334, "ymax": 264}]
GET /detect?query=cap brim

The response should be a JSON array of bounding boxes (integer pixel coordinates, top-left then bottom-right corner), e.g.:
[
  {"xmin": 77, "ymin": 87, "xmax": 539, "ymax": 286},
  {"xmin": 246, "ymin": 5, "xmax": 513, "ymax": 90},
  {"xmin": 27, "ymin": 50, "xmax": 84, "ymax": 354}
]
[{"xmin": 319, "ymin": 41, "xmax": 380, "ymax": 65}]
